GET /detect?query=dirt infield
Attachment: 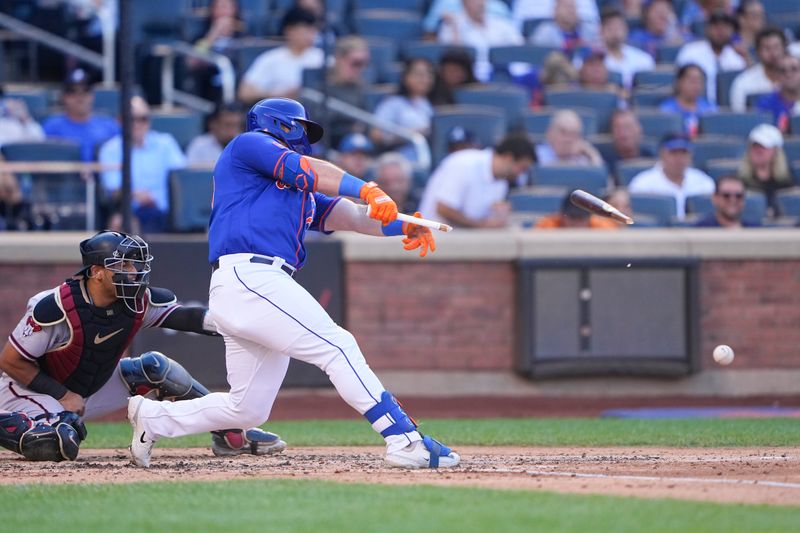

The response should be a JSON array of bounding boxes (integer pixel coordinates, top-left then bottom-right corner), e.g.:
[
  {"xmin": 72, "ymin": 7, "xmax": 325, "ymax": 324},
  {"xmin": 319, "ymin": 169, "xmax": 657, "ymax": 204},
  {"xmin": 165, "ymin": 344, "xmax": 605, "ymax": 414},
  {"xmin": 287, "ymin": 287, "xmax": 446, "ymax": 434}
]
[{"xmin": 1, "ymin": 446, "xmax": 797, "ymax": 506}]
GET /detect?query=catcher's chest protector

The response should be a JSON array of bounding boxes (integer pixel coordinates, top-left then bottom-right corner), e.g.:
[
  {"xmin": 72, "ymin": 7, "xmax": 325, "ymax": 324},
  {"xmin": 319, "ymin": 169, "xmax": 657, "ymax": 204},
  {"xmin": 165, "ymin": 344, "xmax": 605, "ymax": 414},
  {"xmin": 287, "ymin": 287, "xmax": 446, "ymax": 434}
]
[{"xmin": 41, "ymin": 280, "xmax": 144, "ymax": 397}]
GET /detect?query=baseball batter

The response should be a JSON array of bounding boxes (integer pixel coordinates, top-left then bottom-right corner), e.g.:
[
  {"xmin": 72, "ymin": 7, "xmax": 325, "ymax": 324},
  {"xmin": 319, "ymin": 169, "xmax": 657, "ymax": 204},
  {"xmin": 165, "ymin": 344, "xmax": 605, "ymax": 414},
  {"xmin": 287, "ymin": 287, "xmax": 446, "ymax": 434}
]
[
  {"xmin": 0, "ymin": 231, "xmax": 284, "ymax": 461},
  {"xmin": 129, "ymin": 98, "xmax": 459, "ymax": 469}
]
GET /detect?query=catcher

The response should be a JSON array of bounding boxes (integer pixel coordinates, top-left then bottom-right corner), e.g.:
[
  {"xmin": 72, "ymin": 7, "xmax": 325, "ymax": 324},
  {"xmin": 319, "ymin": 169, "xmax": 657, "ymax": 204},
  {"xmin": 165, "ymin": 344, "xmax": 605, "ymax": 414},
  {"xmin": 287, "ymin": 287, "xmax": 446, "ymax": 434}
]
[{"xmin": 0, "ymin": 230, "xmax": 285, "ymax": 461}]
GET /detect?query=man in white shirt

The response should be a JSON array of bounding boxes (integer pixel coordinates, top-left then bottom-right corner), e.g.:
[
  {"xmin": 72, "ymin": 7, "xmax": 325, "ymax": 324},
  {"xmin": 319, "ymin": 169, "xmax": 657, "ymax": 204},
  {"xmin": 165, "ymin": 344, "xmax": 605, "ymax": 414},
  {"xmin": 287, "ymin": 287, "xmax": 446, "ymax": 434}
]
[
  {"xmin": 438, "ymin": 0, "xmax": 523, "ymax": 82},
  {"xmin": 185, "ymin": 104, "xmax": 244, "ymax": 167},
  {"xmin": 628, "ymin": 133, "xmax": 715, "ymax": 220},
  {"xmin": 419, "ymin": 134, "xmax": 535, "ymax": 228},
  {"xmin": 600, "ymin": 7, "xmax": 655, "ymax": 89},
  {"xmin": 237, "ymin": 8, "xmax": 323, "ymax": 104},
  {"xmin": 513, "ymin": 0, "xmax": 599, "ymax": 43},
  {"xmin": 676, "ymin": 10, "xmax": 747, "ymax": 104},
  {"xmin": 729, "ymin": 26, "xmax": 786, "ymax": 112}
]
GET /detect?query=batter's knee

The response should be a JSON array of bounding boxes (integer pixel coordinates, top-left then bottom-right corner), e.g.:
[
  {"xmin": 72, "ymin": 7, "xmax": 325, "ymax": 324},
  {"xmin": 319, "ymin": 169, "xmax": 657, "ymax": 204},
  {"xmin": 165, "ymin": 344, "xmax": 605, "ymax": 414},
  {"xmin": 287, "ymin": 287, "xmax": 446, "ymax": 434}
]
[{"xmin": 228, "ymin": 401, "xmax": 269, "ymax": 429}]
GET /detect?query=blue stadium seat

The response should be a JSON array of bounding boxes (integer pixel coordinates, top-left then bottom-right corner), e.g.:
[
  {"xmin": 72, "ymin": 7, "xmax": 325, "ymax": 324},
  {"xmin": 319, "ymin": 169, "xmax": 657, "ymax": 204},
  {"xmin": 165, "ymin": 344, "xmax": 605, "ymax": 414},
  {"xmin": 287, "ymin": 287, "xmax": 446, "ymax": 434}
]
[
  {"xmin": 790, "ymin": 117, "xmax": 800, "ymax": 137},
  {"xmin": 630, "ymin": 193, "xmax": 677, "ymax": 226},
  {"xmin": 716, "ymin": 70, "xmax": 745, "ymax": 107},
  {"xmin": 232, "ymin": 39, "xmax": 283, "ymax": 76},
  {"xmin": 746, "ymin": 92, "xmax": 772, "ymax": 110},
  {"xmin": 150, "ymin": 111, "xmax": 204, "ymax": 151},
  {"xmin": 617, "ymin": 158, "xmax": 657, "ymax": 186},
  {"xmin": 4, "ymin": 88, "xmax": 50, "ymax": 120},
  {"xmin": 775, "ymin": 188, "xmax": 800, "ymax": 217},
  {"xmin": 636, "ymin": 110, "xmax": 683, "ymax": 140},
  {"xmin": 364, "ymin": 84, "xmax": 398, "ymax": 112},
  {"xmin": 656, "ymin": 44, "xmax": 682, "ymax": 64},
  {"xmin": 354, "ymin": 0, "xmax": 425, "ymax": 12},
  {"xmin": 169, "ymin": 168, "xmax": 213, "ymax": 232},
  {"xmin": 402, "ymin": 42, "xmax": 476, "ymax": 64},
  {"xmin": 364, "ymin": 37, "xmax": 399, "ymax": 83},
  {"xmin": 488, "ymin": 45, "xmax": 560, "ymax": 70},
  {"xmin": 454, "ymin": 83, "xmax": 530, "ymax": 129},
  {"xmin": 699, "ymin": 112, "xmax": 772, "ymax": 139},
  {"xmin": 530, "ymin": 166, "xmax": 609, "ymax": 196},
  {"xmin": 508, "ymin": 187, "xmax": 565, "ymax": 214},
  {"xmin": 631, "ymin": 88, "xmax": 671, "ymax": 109},
  {"xmin": 692, "ymin": 137, "xmax": 746, "ymax": 170},
  {"xmin": 633, "ymin": 69, "xmax": 676, "ymax": 89},
  {"xmin": 354, "ymin": 10, "xmax": 423, "ymax": 41},
  {"xmin": 523, "ymin": 107, "xmax": 597, "ymax": 137},
  {"xmin": 431, "ymin": 105, "xmax": 506, "ymax": 166},
  {"xmin": 521, "ymin": 18, "xmax": 550, "ymax": 38},
  {"xmin": 130, "ymin": 0, "xmax": 189, "ymax": 41},
  {"xmin": 92, "ymin": 86, "xmax": 121, "ymax": 116},
  {"xmin": 545, "ymin": 90, "xmax": 619, "ymax": 132},
  {"xmin": 704, "ymin": 158, "xmax": 741, "ymax": 180}
]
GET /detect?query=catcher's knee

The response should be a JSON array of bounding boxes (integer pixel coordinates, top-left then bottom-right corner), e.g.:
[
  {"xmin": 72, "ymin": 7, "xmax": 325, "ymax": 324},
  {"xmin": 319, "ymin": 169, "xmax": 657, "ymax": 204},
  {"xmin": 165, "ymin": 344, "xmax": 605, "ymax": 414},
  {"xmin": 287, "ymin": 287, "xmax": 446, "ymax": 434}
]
[
  {"xmin": 19, "ymin": 412, "xmax": 87, "ymax": 462},
  {"xmin": 0, "ymin": 411, "xmax": 35, "ymax": 454},
  {"xmin": 119, "ymin": 351, "xmax": 211, "ymax": 400}
]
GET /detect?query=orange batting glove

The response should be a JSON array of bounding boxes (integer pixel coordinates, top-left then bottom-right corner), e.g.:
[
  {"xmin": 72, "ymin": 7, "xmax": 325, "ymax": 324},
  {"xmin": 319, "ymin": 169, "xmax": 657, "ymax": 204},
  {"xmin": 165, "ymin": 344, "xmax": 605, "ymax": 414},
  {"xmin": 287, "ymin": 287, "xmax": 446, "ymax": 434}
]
[
  {"xmin": 360, "ymin": 181, "xmax": 398, "ymax": 225},
  {"xmin": 402, "ymin": 212, "xmax": 436, "ymax": 257}
]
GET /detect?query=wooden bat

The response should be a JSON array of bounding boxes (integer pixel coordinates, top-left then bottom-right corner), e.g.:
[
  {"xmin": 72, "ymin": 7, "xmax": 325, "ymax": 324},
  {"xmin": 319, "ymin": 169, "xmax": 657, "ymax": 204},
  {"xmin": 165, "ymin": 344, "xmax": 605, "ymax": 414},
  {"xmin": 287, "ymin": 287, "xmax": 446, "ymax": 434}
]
[
  {"xmin": 569, "ymin": 189, "xmax": 634, "ymax": 225},
  {"xmin": 366, "ymin": 206, "xmax": 453, "ymax": 232}
]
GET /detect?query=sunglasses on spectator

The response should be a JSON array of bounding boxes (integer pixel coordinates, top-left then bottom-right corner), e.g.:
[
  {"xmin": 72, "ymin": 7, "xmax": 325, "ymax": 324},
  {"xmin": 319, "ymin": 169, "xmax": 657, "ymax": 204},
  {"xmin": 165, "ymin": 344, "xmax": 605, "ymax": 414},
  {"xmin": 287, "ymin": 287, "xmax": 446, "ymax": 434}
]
[
  {"xmin": 348, "ymin": 58, "xmax": 368, "ymax": 68},
  {"xmin": 133, "ymin": 115, "xmax": 150, "ymax": 123},
  {"xmin": 779, "ymin": 65, "xmax": 800, "ymax": 74},
  {"xmin": 718, "ymin": 192, "xmax": 744, "ymax": 200}
]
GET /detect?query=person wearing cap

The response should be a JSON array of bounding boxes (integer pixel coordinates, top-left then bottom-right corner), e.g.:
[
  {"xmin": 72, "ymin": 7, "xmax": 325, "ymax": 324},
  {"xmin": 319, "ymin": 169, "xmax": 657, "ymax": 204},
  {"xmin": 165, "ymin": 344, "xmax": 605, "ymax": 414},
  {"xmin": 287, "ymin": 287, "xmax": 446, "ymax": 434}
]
[
  {"xmin": 628, "ymin": 132, "xmax": 715, "ymax": 221},
  {"xmin": 534, "ymin": 193, "xmax": 619, "ymax": 229},
  {"xmin": 628, "ymin": 0, "xmax": 689, "ymax": 59},
  {"xmin": 729, "ymin": 26, "xmax": 786, "ymax": 113},
  {"xmin": 675, "ymin": 10, "xmax": 747, "ymax": 104},
  {"xmin": 237, "ymin": 7, "xmax": 323, "ymax": 104},
  {"xmin": 694, "ymin": 174, "xmax": 762, "ymax": 227},
  {"xmin": 755, "ymin": 54, "xmax": 800, "ymax": 133},
  {"xmin": 737, "ymin": 123, "xmax": 793, "ymax": 215},
  {"xmin": 599, "ymin": 7, "xmax": 654, "ymax": 89},
  {"xmin": 43, "ymin": 69, "xmax": 120, "ymax": 162},
  {"xmin": 335, "ymin": 133, "xmax": 375, "ymax": 180},
  {"xmin": 446, "ymin": 126, "xmax": 480, "ymax": 154}
]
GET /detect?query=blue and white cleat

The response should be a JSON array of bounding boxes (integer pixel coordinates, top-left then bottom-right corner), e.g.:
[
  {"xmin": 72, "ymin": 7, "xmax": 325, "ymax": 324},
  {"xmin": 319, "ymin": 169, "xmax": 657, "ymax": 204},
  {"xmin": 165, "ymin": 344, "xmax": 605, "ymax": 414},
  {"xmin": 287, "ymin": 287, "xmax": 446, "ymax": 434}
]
[{"xmin": 385, "ymin": 435, "xmax": 460, "ymax": 469}]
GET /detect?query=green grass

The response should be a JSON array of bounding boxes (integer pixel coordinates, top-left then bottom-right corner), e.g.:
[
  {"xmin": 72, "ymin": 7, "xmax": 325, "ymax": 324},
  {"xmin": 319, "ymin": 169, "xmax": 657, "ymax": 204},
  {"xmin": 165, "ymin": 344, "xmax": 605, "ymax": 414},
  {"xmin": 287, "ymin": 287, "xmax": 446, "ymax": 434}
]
[
  {"xmin": 85, "ymin": 417, "xmax": 800, "ymax": 449},
  {"xmin": 0, "ymin": 479, "xmax": 798, "ymax": 533}
]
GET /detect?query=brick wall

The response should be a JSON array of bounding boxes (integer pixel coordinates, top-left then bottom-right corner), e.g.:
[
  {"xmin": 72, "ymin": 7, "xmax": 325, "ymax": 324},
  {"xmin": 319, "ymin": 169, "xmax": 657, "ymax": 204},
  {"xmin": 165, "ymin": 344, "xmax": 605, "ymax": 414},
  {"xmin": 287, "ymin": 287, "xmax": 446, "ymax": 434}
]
[
  {"xmin": 699, "ymin": 260, "xmax": 800, "ymax": 369},
  {"xmin": 0, "ymin": 265, "xmax": 71, "ymax": 334}
]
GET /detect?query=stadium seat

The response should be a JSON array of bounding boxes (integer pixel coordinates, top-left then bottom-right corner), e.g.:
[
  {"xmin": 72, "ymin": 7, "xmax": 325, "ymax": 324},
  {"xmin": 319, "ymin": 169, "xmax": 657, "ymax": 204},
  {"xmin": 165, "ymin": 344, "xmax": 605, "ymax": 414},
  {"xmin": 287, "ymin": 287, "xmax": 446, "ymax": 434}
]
[
  {"xmin": 704, "ymin": 158, "xmax": 741, "ymax": 180},
  {"xmin": 716, "ymin": 70, "xmax": 745, "ymax": 107},
  {"xmin": 633, "ymin": 69, "xmax": 675, "ymax": 90},
  {"xmin": 364, "ymin": 84, "xmax": 397, "ymax": 112},
  {"xmin": 745, "ymin": 92, "xmax": 772, "ymax": 110},
  {"xmin": 521, "ymin": 18, "xmax": 550, "ymax": 38},
  {"xmin": 364, "ymin": 37, "xmax": 399, "ymax": 84},
  {"xmin": 150, "ymin": 111, "xmax": 204, "ymax": 151},
  {"xmin": 655, "ymin": 44, "xmax": 682, "ymax": 64},
  {"xmin": 544, "ymin": 90, "xmax": 619, "ymax": 133},
  {"xmin": 454, "ymin": 83, "xmax": 530, "ymax": 129},
  {"xmin": 488, "ymin": 45, "xmax": 560, "ymax": 70},
  {"xmin": 402, "ymin": 42, "xmax": 476, "ymax": 64},
  {"xmin": 631, "ymin": 88, "xmax": 671, "ymax": 109},
  {"xmin": 508, "ymin": 187, "xmax": 565, "ymax": 214},
  {"xmin": 530, "ymin": 166, "xmax": 609, "ymax": 196},
  {"xmin": 353, "ymin": 0, "xmax": 425, "ymax": 11},
  {"xmin": 92, "ymin": 86, "xmax": 121, "ymax": 116},
  {"xmin": 630, "ymin": 193, "xmax": 677, "ymax": 226},
  {"xmin": 523, "ymin": 107, "xmax": 598, "ymax": 137},
  {"xmin": 699, "ymin": 112, "xmax": 772, "ymax": 139},
  {"xmin": 784, "ymin": 136, "xmax": 800, "ymax": 164},
  {"xmin": 790, "ymin": 117, "xmax": 800, "ymax": 137},
  {"xmin": 692, "ymin": 136, "xmax": 746, "ymax": 170},
  {"xmin": 431, "ymin": 105, "xmax": 506, "ymax": 166},
  {"xmin": 232, "ymin": 39, "xmax": 283, "ymax": 75},
  {"xmin": 617, "ymin": 158, "xmax": 657, "ymax": 186},
  {"xmin": 775, "ymin": 187, "xmax": 800, "ymax": 217},
  {"xmin": 4, "ymin": 88, "xmax": 50, "ymax": 120},
  {"xmin": 169, "ymin": 168, "xmax": 213, "ymax": 232},
  {"xmin": 354, "ymin": 10, "xmax": 423, "ymax": 41},
  {"xmin": 635, "ymin": 110, "xmax": 683, "ymax": 140}
]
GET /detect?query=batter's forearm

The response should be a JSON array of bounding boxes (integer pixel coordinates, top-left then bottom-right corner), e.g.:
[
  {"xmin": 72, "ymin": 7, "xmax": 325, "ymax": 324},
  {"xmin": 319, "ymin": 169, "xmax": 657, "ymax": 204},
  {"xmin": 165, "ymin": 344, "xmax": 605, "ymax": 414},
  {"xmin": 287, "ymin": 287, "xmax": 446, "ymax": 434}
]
[
  {"xmin": 306, "ymin": 157, "xmax": 349, "ymax": 197},
  {"xmin": 324, "ymin": 199, "xmax": 385, "ymax": 235}
]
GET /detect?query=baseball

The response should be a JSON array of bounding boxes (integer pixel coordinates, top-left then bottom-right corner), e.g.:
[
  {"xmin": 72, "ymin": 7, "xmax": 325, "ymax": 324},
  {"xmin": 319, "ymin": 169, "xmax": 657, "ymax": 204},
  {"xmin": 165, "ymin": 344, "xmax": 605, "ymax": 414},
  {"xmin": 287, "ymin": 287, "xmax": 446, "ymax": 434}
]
[{"xmin": 713, "ymin": 345, "xmax": 735, "ymax": 365}]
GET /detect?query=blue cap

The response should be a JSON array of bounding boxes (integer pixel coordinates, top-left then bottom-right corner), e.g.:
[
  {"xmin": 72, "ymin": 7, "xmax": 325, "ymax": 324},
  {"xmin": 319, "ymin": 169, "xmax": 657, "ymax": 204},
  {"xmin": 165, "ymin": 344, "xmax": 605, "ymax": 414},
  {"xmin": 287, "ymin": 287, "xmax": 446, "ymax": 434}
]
[
  {"xmin": 338, "ymin": 133, "xmax": 374, "ymax": 154},
  {"xmin": 447, "ymin": 126, "xmax": 477, "ymax": 145},
  {"xmin": 660, "ymin": 132, "xmax": 692, "ymax": 151}
]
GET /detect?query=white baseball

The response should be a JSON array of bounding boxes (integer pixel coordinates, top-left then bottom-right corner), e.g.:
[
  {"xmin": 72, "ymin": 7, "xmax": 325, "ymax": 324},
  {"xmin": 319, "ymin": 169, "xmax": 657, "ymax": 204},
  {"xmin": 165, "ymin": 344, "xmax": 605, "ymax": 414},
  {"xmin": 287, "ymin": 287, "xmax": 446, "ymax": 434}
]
[{"xmin": 713, "ymin": 345, "xmax": 735, "ymax": 365}]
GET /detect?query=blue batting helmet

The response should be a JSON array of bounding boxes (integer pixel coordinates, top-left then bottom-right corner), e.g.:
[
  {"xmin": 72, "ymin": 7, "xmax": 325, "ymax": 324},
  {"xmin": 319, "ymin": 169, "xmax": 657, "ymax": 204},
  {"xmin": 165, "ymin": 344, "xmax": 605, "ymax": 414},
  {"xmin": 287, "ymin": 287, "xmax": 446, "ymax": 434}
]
[{"xmin": 246, "ymin": 98, "xmax": 324, "ymax": 155}]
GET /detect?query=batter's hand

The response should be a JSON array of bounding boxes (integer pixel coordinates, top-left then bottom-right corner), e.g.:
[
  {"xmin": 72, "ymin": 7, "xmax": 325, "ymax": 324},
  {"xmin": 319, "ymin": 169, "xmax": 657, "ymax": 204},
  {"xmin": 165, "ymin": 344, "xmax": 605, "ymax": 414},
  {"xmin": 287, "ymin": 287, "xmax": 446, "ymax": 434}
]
[
  {"xmin": 402, "ymin": 212, "xmax": 436, "ymax": 257},
  {"xmin": 360, "ymin": 182, "xmax": 398, "ymax": 225}
]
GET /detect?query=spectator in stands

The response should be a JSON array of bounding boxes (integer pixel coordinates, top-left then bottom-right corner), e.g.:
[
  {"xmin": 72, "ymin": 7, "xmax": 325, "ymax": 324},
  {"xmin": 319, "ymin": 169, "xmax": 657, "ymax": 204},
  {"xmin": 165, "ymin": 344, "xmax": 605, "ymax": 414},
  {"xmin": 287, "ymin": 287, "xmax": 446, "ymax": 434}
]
[
  {"xmin": 628, "ymin": 132, "xmax": 715, "ymax": 220},
  {"xmin": 729, "ymin": 27, "xmax": 786, "ymax": 113},
  {"xmin": 538, "ymin": 51, "xmax": 578, "ymax": 89},
  {"xmin": 676, "ymin": 10, "xmax": 747, "ymax": 105},
  {"xmin": 536, "ymin": 109, "xmax": 604, "ymax": 167},
  {"xmin": 599, "ymin": 7, "xmax": 654, "ymax": 89},
  {"xmin": 529, "ymin": 0, "xmax": 587, "ymax": 55},
  {"xmin": 185, "ymin": 104, "xmax": 244, "ymax": 167},
  {"xmin": 334, "ymin": 133, "xmax": 374, "ymax": 181},
  {"xmin": 737, "ymin": 123, "xmax": 793, "ymax": 216},
  {"xmin": 424, "ymin": 0, "xmax": 512, "ymax": 36},
  {"xmin": 735, "ymin": 0, "xmax": 766, "ymax": 58},
  {"xmin": 578, "ymin": 50, "xmax": 618, "ymax": 93},
  {"xmin": 446, "ymin": 126, "xmax": 481, "ymax": 154},
  {"xmin": 371, "ymin": 58, "xmax": 436, "ymax": 162},
  {"xmin": 99, "ymin": 96, "xmax": 186, "ymax": 233},
  {"xmin": 187, "ymin": 0, "xmax": 246, "ymax": 103},
  {"xmin": 437, "ymin": 0, "xmax": 523, "ymax": 82},
  {"xmin": 419, "ymin": 134, "xmax": 536, "ymax": 228},
  {"xmin": 600, "ymin": 110, "xmax": 656, "ymax": 181},
  {"xmin": 680, "ymin": 0, "xmax": 733, "ymax": 33},
  {"xmin": 374, "ymin": 152, "xmax": 417, "ymax": 214},
  {"xmin": 430, "ymin": 48, "xmax": 478, "ymax": 106},
  {"xmin": 606, "ymin": 187, "xmax": 633, "ymax": 219},
  {"xmin": 755, "ymin": 55, "xmax": 800, "ymax": 133},
  {"xmin": 43, "ymin": 69, "xmax": 119, "ymax": 162},
  {"xmin": 694, "ymin": 174, "xmax": 761, "ymax": 227},
  {"xmin": 325, "ymin": 36, "xmax": 371, "ymax": 147},
  {"xmin": 0, "ymin": 89, "xmax": 44, "ymax": 148},
  {"xmin": 659, "ymin": 64, "xmax": 718, "ymax": 138},
  {"xmin": 535, "ymin": 193, "xmax": 619, "ymax": 229},
  {"xmin": 237, "ymin": 7, "xmax": 322, "ymax": 104},
  {"xmin": 514, "ymin": 0, "xmax": 600, "ymax": 44},
  {"xmin": 628, "ymin": 0, "xmax": 687, "ymax": 59}
]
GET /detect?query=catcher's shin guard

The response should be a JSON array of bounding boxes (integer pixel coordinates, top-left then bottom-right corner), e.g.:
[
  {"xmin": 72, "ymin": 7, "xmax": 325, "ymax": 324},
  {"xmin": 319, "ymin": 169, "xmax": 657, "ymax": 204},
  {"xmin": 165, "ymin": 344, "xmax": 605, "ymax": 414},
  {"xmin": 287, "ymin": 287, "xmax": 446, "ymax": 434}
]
[
  {"xmin": 119, "ymin": 351, "xmax": 211, "ymax": 400},
  {"xmin": 18, "ymin": 411, "xmax": 87, "ymax": 462},
  {"xmin": 0, "ymin": 411, "xmax": 34, "ymax": 454}
]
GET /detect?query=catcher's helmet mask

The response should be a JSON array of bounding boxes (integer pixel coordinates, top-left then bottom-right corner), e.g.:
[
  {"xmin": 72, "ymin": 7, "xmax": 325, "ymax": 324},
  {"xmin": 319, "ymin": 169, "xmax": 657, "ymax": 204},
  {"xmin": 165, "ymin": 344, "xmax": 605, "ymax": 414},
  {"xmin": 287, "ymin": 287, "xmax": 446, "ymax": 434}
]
[
  {"xmin": 246, "ymin": 97, "xmax": 323, "ymax": 155},
  {"xmin": 75, "ymin": 231, "xmax": 153, "ymax": 313}
]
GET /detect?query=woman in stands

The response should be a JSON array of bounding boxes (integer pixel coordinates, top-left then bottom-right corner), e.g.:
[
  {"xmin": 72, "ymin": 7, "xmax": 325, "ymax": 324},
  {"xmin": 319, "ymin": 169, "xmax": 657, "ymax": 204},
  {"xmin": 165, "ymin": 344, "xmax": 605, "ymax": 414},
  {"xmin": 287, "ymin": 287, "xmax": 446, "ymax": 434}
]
[
  {"xmin": 659, "ymin": 64, "xmax": 718, "ymax": 138},
  {"xmin": 430, "ymin": 48, "xmax": 477, "ymax": 106},
  {"xmin": 738, "ymin": 123, "xmax": 794, "ymax": 217},
  {"xmin": 371, "ymin": 58, "xmax": 436, "ymax": 162}
]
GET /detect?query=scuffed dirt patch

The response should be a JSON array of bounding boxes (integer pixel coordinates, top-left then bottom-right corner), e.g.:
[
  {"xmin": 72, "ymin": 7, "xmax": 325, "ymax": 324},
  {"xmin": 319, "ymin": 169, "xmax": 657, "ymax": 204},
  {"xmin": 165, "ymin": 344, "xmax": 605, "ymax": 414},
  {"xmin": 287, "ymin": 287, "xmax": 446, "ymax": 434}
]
[{"xmin": 1, "ymin": 446, "xmax": 798, "ymax": 506}]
